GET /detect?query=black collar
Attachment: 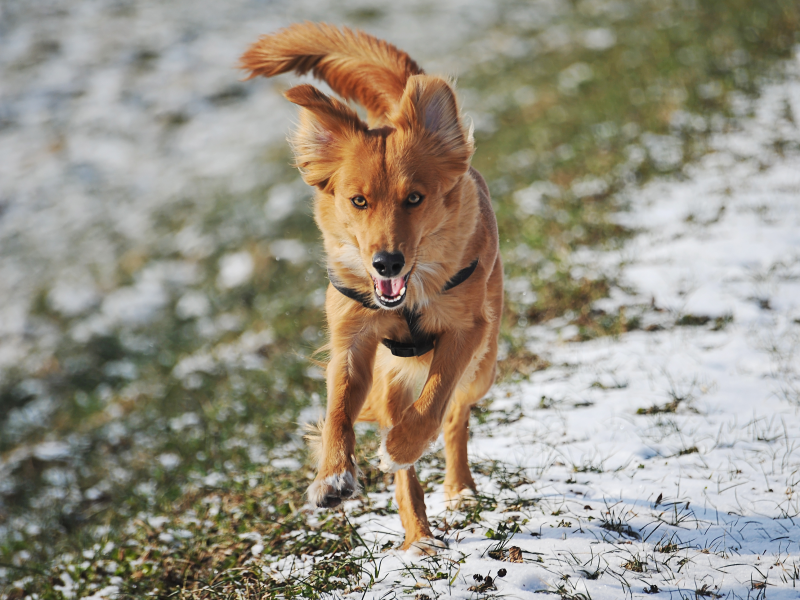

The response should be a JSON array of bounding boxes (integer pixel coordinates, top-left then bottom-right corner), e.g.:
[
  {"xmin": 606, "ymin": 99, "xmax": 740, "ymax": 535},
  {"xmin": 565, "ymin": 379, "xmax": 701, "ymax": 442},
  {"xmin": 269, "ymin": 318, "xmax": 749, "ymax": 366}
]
[{"xmin": 327, "ymin": 258, "xmax": 479, "ymax": 357}]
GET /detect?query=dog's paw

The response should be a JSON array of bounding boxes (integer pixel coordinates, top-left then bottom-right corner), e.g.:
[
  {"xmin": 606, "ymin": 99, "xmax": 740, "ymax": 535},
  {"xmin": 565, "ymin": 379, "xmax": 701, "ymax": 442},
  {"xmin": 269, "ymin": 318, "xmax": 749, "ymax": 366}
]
[
  {"xmin": 377, "ymin": 431, "xmax": 412, "ymax": 474},
  {"xmin": 444, "ymin": 487, "xmax": 477, "ymax": 511},
  {"xmin": 405, "ymin": 537, "xmax": 447, "ymax": 557},
  {"xmin": 306, "ymin": 471, "xmax": 358, "ymax": 508}
]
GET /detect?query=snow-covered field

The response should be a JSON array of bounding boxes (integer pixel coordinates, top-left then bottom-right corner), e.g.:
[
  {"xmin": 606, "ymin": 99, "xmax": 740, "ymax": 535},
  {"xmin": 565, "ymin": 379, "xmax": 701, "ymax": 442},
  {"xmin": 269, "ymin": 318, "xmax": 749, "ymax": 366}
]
[
  {"xmin": 2, "ymin": 1, "xmax": 799, "ymax": 597},
  {"xmin": 278, "ymin": 57, "xmax": 800, "ymax": 599}
]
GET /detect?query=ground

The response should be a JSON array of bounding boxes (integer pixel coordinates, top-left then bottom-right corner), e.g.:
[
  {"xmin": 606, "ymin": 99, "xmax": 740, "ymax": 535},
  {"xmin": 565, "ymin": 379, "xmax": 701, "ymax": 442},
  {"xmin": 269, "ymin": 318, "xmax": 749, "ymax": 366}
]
[{"xmin": 1, "ymin": 1, "xmax": 799, "ymax": 599}]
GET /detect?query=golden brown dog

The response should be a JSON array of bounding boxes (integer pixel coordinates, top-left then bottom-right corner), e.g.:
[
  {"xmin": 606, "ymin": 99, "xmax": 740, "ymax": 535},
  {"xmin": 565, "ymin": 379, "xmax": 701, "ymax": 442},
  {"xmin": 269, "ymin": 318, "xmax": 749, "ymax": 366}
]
[{"xmin": 240, "ymin": 22, "xmax": 503, "ymax": 554}]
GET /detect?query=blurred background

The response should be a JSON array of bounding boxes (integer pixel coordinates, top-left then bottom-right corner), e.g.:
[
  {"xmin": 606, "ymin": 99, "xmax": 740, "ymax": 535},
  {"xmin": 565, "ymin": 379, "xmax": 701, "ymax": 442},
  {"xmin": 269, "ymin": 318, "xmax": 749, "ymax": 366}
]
[{"xmin": 1, "ymin": 0, "xmax": 798, "ymax": 595}]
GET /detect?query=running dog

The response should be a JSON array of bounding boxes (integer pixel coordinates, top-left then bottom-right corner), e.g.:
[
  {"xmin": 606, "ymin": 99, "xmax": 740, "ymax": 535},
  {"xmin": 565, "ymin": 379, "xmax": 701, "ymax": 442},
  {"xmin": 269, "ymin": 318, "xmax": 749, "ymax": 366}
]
[{"xmin": 240, "ymin": 22, "xmax": 503, "ymax": 554}]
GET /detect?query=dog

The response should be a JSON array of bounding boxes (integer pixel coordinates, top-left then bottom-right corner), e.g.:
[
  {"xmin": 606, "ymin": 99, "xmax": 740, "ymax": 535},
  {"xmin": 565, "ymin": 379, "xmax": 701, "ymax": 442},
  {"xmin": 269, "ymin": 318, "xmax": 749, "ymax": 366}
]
[{"xmin": 240, "ymin": 22, "xmax": 503, "ymax": 554}]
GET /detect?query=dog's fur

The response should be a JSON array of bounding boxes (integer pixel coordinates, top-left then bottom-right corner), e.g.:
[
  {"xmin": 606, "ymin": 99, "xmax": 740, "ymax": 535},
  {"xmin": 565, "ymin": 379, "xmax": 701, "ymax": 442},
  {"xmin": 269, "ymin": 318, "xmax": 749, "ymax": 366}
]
[{"xmin": 240, "ymin": 22, "xmax": 503, "ymax": 552}]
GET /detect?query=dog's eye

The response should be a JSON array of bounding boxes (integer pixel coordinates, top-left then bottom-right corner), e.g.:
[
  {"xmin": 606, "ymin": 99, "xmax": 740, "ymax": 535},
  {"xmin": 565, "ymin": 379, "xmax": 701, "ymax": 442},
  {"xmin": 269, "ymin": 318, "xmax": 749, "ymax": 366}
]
[
  {"xmin": 350, "ymin": 195, "xmax": 367, "ymax": 209},
  {"xmin": 406, "ymin": 192, "xmax": 423, "ymax": 205}
]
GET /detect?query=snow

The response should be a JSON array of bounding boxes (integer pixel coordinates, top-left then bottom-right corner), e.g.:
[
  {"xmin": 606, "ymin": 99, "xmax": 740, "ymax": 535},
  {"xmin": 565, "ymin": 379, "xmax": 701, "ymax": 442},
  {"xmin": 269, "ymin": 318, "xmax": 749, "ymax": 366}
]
[
  {"xmin": 175, "ymin": 290, "xmax": 212, "ymax": 319},
  {"xmin": 217, "ymin": 251, "xmax": 254, "ymax": 289},
  {"xmin": 2, "ymin": 0, "xmax": 799, "ymax": 594},
  {"xmin": 269, "ymin": 239, "xmax": 309, "ymax": 265},
  {"xmin": 264, "ymin": 182, "xmax": 304, "ymax": 223},
  {"xmin": 581, "ymin": 28, "xmax": 617, "ymax": 51}
]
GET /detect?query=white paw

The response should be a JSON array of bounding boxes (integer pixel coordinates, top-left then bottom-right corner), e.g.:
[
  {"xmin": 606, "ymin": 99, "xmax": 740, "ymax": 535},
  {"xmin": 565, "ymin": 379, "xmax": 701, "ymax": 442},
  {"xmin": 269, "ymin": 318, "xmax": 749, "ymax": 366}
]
[
  {"xmin": 306, "ymin": 470, "xmax": 359, "ymax": 508},
  {"xmin": 406, "ymin": 537, "xmax": 447, "ymax": 557},
  {"xmin": 444, "ymin": 488, "xmax": 476, "ymax": 510},
  {"xmin": 377, "ymin": 432, "xmax": 412, "ymax": 474}
]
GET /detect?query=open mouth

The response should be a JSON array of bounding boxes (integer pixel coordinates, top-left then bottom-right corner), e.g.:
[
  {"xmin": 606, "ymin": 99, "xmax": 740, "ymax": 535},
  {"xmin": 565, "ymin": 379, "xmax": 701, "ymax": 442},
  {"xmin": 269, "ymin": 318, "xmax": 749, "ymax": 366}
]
[{"xmin": 372, "ymin": 273, "xmax": 409, "ymax": 308}]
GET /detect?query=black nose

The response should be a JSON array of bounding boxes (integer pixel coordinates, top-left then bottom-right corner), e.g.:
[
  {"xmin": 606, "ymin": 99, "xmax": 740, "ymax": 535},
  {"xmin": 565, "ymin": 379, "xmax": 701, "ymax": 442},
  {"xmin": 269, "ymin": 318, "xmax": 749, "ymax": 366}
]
[{"xmin": 372, "ymin": 251, "xmax": 405, "ymax": 277}]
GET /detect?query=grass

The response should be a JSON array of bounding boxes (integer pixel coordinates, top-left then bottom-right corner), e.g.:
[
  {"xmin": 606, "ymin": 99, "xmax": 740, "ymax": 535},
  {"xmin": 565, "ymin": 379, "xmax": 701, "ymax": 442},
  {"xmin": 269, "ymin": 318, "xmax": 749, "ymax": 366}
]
[
  {"xmin": 2, "ymin": 0, "xmax": 800, "ymax": 597},
  {"xmin": 598, "ymin": 504, "xmax": 640, "ymax": 541}
]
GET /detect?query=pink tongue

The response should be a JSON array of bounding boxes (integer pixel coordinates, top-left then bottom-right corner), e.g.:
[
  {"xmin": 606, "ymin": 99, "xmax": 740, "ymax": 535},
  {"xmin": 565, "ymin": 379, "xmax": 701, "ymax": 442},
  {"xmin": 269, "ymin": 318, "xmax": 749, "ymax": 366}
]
[{"xmin": 377, "ymin": 277, "xmax": 404, "ymax": 297}]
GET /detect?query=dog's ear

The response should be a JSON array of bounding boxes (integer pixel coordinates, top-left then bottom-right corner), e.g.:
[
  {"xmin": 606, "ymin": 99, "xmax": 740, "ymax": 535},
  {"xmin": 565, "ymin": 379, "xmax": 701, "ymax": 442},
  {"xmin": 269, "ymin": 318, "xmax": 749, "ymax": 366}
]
[
  {"xmin": 284, "ymin": 84, "xmax": 367, "ymax": 189},
  {"xmin": 393, "ymin": 75, "xmax": 473, "ymax": 169}
]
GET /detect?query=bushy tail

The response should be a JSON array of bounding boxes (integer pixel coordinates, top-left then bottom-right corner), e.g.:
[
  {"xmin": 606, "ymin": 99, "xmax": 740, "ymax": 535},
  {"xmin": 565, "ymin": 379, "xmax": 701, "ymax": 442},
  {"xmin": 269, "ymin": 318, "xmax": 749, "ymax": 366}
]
[
  {"xmin": 239, "ymin": 22, "xmax": 423, "ymax": 124},
  {"xmin": 303, "ymin": 419, "xmax": 325, "ymax": 468}
]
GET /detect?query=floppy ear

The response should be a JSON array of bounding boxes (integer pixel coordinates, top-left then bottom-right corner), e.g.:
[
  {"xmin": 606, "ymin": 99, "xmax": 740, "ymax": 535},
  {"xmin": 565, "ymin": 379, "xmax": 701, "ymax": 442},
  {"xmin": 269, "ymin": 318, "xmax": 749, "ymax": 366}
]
[
  {"xmin": 284, "ymin": 84, "xmax": 368, "ymax": 189},
  {"xmin": 392, "ymin": 75, "xmax": 473, "ymax": 169}
]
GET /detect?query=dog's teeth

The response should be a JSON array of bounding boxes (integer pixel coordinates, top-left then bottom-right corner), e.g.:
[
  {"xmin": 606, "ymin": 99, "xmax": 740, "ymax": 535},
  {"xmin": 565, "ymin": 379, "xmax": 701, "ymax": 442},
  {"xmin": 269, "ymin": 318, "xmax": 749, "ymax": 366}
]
[{"xmin": 376, "ymin": 286, "xmax": 407, "ymax": 305}]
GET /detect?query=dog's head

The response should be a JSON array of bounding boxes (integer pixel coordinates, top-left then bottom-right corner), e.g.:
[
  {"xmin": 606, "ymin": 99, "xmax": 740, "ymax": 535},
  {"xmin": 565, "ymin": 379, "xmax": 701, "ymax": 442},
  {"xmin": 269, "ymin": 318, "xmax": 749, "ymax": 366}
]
[{"xmin": 285, "ymin": 75, "xmax": 474, "ymax": 309}]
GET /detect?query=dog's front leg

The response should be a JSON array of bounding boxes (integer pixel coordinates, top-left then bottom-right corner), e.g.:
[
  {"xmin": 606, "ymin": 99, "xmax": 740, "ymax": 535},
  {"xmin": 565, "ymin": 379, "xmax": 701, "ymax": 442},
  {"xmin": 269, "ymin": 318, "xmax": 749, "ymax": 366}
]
[
  {"xmin": 307, "ymin": 318, "xmax": 378, "ymax": 508},
  {"xmin": 379, "ymin": 322, "xmax": 486, "ymax": 472}
]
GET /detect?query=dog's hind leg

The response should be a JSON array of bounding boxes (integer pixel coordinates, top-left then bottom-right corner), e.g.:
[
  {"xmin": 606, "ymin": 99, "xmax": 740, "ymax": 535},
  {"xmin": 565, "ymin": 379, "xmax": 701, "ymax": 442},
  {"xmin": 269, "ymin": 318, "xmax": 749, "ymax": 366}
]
[
  {"xmin": 443, "ymin": 396, "xmax": 477, "ymax": 507},
  {"xmin": 444, "ymin": 259, "xmax": 503, "ymax": 508},
  {"xmin": 443, "ymin": 341, "xmax": 498, "ymax": 508},
  {"xmin": 395, "ymin": 466, "xmax": 444, "ymax": 554}
]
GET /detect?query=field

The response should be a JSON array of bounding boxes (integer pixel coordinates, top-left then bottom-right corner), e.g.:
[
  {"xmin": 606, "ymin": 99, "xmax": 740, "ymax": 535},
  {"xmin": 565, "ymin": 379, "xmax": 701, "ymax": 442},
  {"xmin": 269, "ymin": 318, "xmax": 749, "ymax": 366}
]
[{"xmin": 1, "ymin": 0, "xmax": 799, "ymax": 598}]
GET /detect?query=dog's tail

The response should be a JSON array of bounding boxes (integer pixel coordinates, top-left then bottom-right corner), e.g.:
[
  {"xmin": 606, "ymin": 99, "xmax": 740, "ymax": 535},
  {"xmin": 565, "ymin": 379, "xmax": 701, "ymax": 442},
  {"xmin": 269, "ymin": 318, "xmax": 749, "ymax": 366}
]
[
  {"xmin": 303, "ymin": 418, "xmax": 325, "ymax": 467},
  {"xmin": 239, "ymin": 22, "xmax": 423, "ymax": 124}
]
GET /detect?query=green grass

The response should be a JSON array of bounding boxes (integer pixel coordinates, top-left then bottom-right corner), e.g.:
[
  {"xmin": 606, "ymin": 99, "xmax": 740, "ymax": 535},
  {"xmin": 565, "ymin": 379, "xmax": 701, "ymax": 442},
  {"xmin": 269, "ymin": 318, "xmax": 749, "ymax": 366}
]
[
  {"xmin": 2, "ymin": 0, "xmax": 800, "ymax": 597},
  {"xmin": 470, "ymin": 0, "xmax": 800, "ymax": 358}
]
